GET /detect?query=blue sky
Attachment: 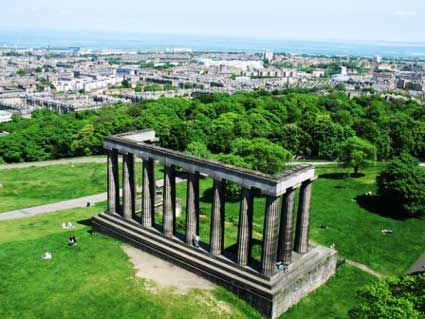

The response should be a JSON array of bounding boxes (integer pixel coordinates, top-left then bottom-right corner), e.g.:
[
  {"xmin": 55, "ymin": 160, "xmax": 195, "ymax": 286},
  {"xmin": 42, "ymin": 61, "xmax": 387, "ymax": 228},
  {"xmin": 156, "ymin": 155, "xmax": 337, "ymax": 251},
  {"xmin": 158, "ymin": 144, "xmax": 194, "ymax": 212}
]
[{"xmin": 0, "ymin": 0, "xmax": 424, "ymax": 42}]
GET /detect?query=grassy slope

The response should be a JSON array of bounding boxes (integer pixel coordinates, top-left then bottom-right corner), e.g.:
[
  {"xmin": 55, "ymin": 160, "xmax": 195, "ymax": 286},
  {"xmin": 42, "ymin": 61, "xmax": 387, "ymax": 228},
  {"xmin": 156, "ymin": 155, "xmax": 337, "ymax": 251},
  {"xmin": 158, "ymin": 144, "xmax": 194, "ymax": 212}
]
[
  {"xmin": 0, "ymin": 163, "xmax": 106, "ymax": 213},
  {"xmin": 0, "ymin": 162, "xmax": 163, "ymax": 213},
  {"xmin": 1, "ymin": 163, "xmax": 424, "ymax": 318},
  {"xmin": 0, "ymin": 204, "xmax": 261, "ymax": 319},
  {"xmin": 311, "ymin": 166, "xmax": 425, "ymax": 276},
  {"xmin": 0, "ymin": 203, "xmax": 377, "ymax": 319}
]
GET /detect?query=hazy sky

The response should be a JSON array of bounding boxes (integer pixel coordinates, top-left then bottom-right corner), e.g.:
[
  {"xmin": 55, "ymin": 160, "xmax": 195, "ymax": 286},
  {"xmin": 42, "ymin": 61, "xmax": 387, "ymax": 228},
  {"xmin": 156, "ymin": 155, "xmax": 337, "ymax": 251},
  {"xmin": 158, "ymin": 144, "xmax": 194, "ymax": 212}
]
[{"xmin": 1, "ymin": 0, "xmax": 424, "ymax": 42}]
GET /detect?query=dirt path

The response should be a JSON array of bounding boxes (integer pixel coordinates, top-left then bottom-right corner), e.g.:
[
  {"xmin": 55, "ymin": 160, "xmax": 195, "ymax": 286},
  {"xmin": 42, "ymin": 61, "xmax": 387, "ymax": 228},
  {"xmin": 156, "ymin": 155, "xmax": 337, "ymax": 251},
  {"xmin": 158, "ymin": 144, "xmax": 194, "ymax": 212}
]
[
  {"xmin": 345, "ymin": 259, "xmax": 386, "ymax": 279},
  {"xmin": 0, "ymin": 156, "xmax": 106, "ymax": 170},
  {"xmin": 0, "ymin": 177, "xmax": 185, "ymax": 221},
  {"xmin": 122, "ymin": 244, "xmax": 215, "ymax": 294},
  {"xmin": 1, "ymin": 157, "xmax": 423, "ymax": 171}
]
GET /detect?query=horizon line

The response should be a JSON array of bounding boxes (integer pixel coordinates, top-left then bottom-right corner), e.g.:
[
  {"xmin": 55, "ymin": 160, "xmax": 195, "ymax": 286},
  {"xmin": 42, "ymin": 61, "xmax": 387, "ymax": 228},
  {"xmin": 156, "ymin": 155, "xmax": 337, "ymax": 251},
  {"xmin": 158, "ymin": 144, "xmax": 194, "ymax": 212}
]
[{"xmin": 1, "ymin": 25, "xmax": 425, "ymax": 46}]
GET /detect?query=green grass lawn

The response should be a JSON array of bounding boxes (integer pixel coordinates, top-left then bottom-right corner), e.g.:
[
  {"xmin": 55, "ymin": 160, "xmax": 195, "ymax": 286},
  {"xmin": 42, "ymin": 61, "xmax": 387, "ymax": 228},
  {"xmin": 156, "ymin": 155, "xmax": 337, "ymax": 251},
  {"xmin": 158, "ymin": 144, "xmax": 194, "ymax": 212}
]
[
  {"xmin": 0, "ymin": 203, "xmax": 377, "ymax": 319},
  {"xmin": 0, "ymin": 204, "xmax": 262, "ymax": 319},
  {"xmin": 311, "ymin": 165, "xmax": 425, "ymax": 276},
  {"xmin": 0, "ymin": 163, "xmax": 107, "ymax": 213},
  {"xmin": 0, "ymin": 162, "xmax": 163, "ymax": 213},
  {"xmin": 1, "ymin": 162, "xmax": 424, "ymax": 318}
]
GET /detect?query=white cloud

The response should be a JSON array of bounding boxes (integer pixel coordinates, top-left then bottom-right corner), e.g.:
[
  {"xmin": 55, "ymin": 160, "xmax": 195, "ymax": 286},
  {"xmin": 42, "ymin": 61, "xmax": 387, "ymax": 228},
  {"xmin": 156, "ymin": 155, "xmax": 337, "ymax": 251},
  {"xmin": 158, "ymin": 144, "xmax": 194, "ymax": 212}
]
[{"xmin": 394, "ymin": 10, "xmax": 417, "ymax": 16}]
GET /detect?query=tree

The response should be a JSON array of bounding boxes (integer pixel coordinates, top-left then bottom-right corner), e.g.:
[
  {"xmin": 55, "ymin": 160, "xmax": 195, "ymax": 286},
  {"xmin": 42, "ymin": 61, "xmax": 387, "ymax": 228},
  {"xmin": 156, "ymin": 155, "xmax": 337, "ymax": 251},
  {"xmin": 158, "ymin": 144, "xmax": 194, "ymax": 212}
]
[
  {"xmin": 275, "ymin": 123, "xmax": 311, "ymax": 158},
  {"xmin": 348, "ymin": 274, "xmax": 425, "ymax": 319},
  {"xmin": 377, "ymin": 153, "xmax": 425, "ymax": 217},
  {"xmin": 310, "ymin": 118, "xmax": 354, "ymax": 160},
  {"xmin": 134, "ymin": 82, "xmax": 142, "ymax": 92},
  {"xmin": 143, "ymin": 84, "xmax": 161, "ymax": 92},
  {"xmin": 121, "ymin": 79, "xmax": 131, "ymax": 89},
  {"xmin": 339, "ymin": 137, "xmax": 376, "ymax": 175},
  {"xmin": 230, "ymin": 138, "xmax": 291, "ymax": 174},
  {"xmin": 185, "ymin": 141, "xmax": 210, "ymax": 159},
  {"xmin": 70, "ymin": 124, "xmax": 98, "ymax": 156}
]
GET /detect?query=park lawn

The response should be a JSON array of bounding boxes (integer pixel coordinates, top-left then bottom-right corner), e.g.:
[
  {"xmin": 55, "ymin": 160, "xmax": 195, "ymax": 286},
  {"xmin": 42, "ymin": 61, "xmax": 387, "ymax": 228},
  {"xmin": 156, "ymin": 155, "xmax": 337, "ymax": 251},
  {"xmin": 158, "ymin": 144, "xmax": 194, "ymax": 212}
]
[
  {"xmin": 172, "ymin": 166, "xmax": 425, "ymax": 276},
  {"xmin": 0, "ymin": 162, "xmax": 163, "ymax": 213},
  {"xmin": 311, "ymin": 165, "xmax": 425, "ymax": 276},
  {"xmin": 0, "ymin": 163, "xmax": 106, "ymax": 213},
  {"xmin": 0, "ymin": 202, "xmax": 379, "ymax": 319},
  {"xmin": 0, "ymin": 205, "xmax": 262, "ymax": 319}
]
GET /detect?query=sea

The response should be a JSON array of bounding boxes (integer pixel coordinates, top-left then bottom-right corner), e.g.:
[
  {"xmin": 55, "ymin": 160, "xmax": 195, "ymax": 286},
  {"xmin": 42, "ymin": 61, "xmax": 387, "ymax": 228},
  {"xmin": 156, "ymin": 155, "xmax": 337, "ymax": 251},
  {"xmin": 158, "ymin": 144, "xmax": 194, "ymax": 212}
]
[{"xmin": 1, "ymin": 27, "xmax": 425, "ymax": 59}]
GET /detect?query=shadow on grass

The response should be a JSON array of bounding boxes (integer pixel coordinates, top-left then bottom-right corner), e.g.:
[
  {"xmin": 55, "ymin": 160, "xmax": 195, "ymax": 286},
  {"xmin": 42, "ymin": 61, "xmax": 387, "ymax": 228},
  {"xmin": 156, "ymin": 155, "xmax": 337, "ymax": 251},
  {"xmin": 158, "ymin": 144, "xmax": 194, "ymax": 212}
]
[
  {"xmin": 77, "ymin": 218, "xmax": 93, "ymax": 226},
  {"xmin": 200, "ymin": 187, "xmax": 213, "ymax": 203},
  {"xmin": 350, "ymin": 173, "xmax": 366, "ymax": 178},
  {"xmin": 319, "ymin": 173, "xmax": 348, "ymax": 180},
  {"xmin": 355, "ymin": 194, "xmax": 408, "ymax": 221},
  {"xmin": 320, "ymin": 172, "xmax": 365, "ymax": 179}
]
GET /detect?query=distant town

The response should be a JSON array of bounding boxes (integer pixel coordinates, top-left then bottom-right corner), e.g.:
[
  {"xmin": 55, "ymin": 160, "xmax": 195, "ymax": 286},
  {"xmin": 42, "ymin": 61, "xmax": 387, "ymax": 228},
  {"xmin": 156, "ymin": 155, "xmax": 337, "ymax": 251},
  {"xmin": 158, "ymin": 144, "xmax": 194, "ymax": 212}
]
[{"xmin": 0, "ymin": 46, "xmax": 424, "ymax": 122}]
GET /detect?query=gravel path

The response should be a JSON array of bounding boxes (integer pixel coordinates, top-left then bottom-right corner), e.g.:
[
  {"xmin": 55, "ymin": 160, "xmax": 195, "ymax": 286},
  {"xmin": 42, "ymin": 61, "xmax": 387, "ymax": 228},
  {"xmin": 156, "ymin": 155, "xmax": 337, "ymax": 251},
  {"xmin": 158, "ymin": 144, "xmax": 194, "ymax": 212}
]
[
  {"xmin": 1, "ymin": 156, "xmax": 423, "ymax": 171},
  {"xmin": 345, "ymin": 259, "xmax": 386, "ymax": 279},
  {"xmin": 0, "ymin": 156, "xmax": 106, "ymax": 170},
  {"xmin": 0, "ymin": 177, "xmax": 185, "ymax": 221},
  {"xmin": 123, "ymin": 245, "xmax": 215, "ymax": 293}
]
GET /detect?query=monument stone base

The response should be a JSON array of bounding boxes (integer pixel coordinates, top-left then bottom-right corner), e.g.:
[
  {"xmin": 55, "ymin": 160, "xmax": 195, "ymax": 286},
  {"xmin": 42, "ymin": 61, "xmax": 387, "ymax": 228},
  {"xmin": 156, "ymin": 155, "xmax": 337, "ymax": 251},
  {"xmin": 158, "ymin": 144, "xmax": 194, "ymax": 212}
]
[{"xmin": 92, "ymin": 212, "xmax": 337, "ymax": 318}]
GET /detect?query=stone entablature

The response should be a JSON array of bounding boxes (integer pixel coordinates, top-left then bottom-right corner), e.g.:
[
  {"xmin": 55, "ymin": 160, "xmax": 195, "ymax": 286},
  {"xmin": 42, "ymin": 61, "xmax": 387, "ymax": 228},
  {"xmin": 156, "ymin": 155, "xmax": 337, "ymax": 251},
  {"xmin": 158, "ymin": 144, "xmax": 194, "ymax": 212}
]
[{"xmin": 104, "ymin": 130, "xmax": 315, "ymax": 197}]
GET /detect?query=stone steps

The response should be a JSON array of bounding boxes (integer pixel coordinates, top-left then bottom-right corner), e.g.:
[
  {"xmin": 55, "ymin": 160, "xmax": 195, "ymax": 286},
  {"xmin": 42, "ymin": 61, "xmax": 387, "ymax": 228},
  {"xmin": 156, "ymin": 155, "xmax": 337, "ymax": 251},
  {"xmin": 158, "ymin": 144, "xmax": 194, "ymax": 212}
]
[
  {"xmin": 92, "ymin": 212, "xmax": 337, "ymax": 318},
  {"xmin": 93, "ymin": 213, "xmax": 274, "ymax": 296}
]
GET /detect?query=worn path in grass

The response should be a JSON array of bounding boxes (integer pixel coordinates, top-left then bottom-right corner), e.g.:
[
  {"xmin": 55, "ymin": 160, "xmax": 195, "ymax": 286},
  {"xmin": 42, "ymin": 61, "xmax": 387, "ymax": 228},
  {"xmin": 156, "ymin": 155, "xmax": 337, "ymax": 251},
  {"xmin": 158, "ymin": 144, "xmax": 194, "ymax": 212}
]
[
  {"xmin": 0, "ymin": 177, "xmax": 185, "ymax": 221},
  {"xmin": 345, "ymin": 259, "xmax": 385, "ymax": 279},
  {"xmin": 0, "ymin": 156, "xmax": 106, "ymax": 170}
]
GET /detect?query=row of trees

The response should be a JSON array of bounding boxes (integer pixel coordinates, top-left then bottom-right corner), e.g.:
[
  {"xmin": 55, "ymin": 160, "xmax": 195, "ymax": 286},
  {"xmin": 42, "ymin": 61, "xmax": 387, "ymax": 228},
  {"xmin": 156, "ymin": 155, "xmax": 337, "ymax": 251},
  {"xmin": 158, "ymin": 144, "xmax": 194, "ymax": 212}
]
[{"xmin": 0, "ymin": 90, "xmax": 424, "ymax": 170}]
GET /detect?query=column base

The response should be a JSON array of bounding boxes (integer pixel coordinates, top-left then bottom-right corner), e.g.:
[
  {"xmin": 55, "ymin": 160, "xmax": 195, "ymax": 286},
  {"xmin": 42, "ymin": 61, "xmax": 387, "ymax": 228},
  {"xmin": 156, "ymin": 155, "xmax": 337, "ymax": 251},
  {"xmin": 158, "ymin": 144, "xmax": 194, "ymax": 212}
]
[{"xmin": 92, "ymin": 212, "xmax": 337, "ymax": 318}]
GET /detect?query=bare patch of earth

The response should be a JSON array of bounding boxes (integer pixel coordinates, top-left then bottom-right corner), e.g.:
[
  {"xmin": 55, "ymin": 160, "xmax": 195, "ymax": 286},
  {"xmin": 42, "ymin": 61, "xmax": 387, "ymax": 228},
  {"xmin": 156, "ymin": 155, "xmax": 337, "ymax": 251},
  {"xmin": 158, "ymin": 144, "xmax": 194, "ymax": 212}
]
[{"xmin": 122, "ymin": 244, "xmax": 215, "ymax": 294}]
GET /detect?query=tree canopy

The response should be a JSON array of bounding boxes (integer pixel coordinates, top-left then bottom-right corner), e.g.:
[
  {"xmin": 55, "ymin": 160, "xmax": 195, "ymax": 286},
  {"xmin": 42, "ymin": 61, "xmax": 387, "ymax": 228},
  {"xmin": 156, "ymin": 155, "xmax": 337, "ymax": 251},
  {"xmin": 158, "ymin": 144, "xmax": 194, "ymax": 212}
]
[
  {"xmin": 377, "ymin": 153, "xmax": 425, "ymax": 217},
  {"xmin": 349, "ymin": 274, "xmax": 425, "ymax": 319},
  {"xmin": 1, "ymin": 91, "xmax": 424, "ymax": 174},
  {"xmin": 339, "ymin": 136, "xmax": 377, "ymax": 174}
]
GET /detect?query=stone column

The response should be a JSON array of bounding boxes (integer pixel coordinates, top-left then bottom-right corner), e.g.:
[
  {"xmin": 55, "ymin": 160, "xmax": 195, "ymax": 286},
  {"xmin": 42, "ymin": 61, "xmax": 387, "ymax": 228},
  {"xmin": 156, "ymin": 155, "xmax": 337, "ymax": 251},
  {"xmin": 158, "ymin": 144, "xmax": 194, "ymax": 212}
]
[
  {"xmin": 122, "ymin": 153, "xmax": 135, "ymax": 220},
  {"xmin": 237, "ymin": 188, "xmax": 254, "ymax": 266},
  {"xmin": 185, "ymin": 172, "xmax": 200, "ymax": 245},
  {"xmin": 261, "ymin": 195, "xmax": 281, "ymax": 276},
  {"xmin": 277, "ymin": 187, "xmax": 296, "ymax": 264},
  {"xmin": 107, "ymin": 149, "xmax": 119, "ymax": 214},
  {"xmin": 163, "ymin": 165, "xmax": 176, "ymax": 238},
  {"xmin": 210, "ymin": 179, "xmax": 226, "ymax": 255},
  {"xmin": 294, "ymin": 180, "xmax": 313, "ymax": 254},
  {"xmin": 142, "ymin": 158, "xmax": 155, "ymax": 227}
]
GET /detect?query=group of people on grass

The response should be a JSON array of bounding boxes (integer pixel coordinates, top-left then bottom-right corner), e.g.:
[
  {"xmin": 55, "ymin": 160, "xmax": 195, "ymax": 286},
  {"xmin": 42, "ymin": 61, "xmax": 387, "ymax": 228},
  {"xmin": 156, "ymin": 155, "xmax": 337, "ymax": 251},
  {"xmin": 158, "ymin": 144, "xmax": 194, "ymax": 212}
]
[{"xmin": 41, "ymin": 222, "xmax": 81, "ymax": 259}]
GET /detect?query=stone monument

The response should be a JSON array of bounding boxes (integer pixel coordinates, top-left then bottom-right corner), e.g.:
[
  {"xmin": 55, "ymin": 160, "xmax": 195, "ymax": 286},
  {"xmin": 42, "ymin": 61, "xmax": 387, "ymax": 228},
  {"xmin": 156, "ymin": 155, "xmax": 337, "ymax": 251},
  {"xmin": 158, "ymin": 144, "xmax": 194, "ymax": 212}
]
[{"xmin": 92, "ymin": 129, "xmax": 337, "ymax": 318}]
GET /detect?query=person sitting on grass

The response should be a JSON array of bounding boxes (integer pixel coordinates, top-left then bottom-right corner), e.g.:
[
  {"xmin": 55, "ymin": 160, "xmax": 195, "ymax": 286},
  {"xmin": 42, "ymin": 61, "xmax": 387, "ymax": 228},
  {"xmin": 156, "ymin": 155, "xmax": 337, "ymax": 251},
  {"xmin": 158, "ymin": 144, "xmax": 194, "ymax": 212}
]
[
  {"xmin": 41, "ymin": 251, "xmax": 52, "ymax": 260},
  {"xmin": 68, "ymin": 235, "xmax": 77, "ymax": 247}
]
